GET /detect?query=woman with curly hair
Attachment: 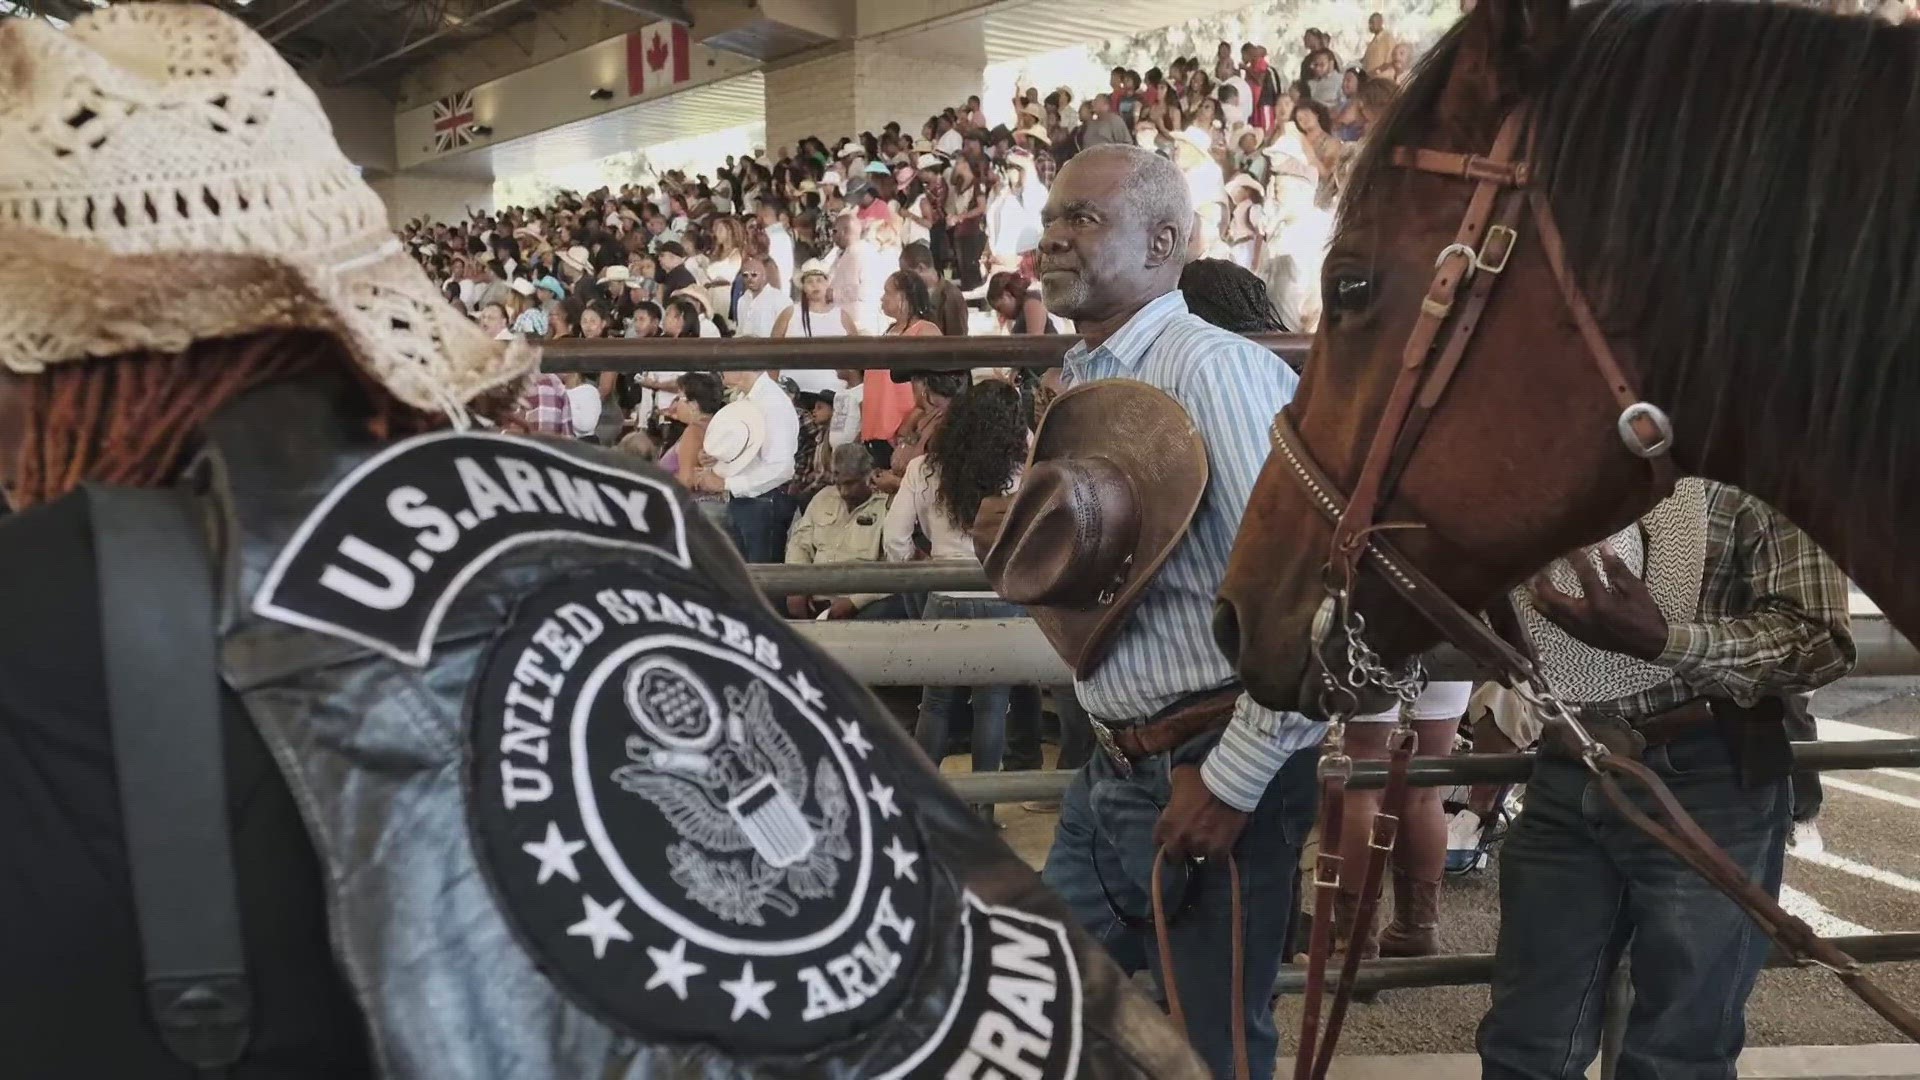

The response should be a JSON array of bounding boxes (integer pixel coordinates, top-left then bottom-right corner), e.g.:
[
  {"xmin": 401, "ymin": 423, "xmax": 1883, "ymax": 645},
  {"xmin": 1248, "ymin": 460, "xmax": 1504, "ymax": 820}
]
[{"xmin": 883, "ymin": 380, "xmax": 1033, "ymax": 822}]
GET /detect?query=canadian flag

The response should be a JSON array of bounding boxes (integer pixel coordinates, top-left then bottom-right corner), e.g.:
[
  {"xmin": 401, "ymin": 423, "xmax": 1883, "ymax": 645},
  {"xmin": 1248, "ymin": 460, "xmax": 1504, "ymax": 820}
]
[{"xmin": 627, "ymin": 21, "xmax": 690, "ymax": 98}]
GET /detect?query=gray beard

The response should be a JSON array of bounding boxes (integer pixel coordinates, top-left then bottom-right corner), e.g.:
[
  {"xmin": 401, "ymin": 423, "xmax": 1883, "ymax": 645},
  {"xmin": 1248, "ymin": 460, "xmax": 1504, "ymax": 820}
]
[{"xmin": 1040, "ymin": 273, "xmax": 1091, "ymax": 317}]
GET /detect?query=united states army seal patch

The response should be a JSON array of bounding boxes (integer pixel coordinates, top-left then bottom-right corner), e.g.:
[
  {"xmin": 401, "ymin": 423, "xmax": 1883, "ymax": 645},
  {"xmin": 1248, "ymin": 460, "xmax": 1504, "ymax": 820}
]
[{"xmin": 466, "ymin": 566, "xmax": 932, "ymax": 1049}]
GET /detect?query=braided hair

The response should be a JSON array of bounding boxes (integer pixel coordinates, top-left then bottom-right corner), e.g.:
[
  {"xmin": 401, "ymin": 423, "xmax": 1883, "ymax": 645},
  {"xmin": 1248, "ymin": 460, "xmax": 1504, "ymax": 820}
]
[{"xmin": 1179, "ymin": 258, "xmax": 1291, "ymax": 334}]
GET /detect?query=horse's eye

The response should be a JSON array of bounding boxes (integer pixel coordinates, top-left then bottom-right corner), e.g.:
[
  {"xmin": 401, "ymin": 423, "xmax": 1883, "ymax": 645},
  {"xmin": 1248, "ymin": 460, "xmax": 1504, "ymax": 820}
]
[{"xmin": 1324, "ymin": 274, "xmax": 1372, "ymax": 327}]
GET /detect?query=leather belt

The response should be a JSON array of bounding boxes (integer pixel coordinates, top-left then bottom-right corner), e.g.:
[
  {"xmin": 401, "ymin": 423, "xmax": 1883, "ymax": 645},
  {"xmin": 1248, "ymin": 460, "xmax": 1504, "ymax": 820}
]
[
  {"xmin": 1089, "ymin": 688, "xmax": 1241, "ymax": 779},
  {"xmin": 1633, "ymin": 699, "xmax": 1717, "ymax": 749}
]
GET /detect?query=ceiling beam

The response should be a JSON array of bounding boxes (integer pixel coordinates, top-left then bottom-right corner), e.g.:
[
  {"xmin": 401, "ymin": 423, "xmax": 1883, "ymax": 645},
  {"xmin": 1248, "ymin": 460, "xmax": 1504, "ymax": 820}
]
[
  {"xmin": 267, "ymin": 0, "xmax": 354, "ymax": 41},
  {"xmin": 593, "ymin": 0, "xmax": 689, "ymax": 23},
  {"xmin": 329, "ymin": 0, "xmax": 536, "ymax": 84}
]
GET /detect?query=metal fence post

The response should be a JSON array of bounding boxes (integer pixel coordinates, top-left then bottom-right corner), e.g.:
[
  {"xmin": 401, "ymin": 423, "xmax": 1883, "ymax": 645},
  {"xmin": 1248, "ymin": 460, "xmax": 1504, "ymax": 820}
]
[{"xmin": 1598, "ymin": 961, "xmax": 1632, "ymax": 1080}]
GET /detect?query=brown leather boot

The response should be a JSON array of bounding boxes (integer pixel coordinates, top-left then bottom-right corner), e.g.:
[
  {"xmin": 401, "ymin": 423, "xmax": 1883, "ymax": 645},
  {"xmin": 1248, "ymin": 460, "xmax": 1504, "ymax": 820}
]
[
  {"xmin": 1378, "ymin": 875, "xmax": 1441, "ymax": 958},
  {"xmin": 1331, "ymin": 891, "xmax": 1380, "ymax": 960}
]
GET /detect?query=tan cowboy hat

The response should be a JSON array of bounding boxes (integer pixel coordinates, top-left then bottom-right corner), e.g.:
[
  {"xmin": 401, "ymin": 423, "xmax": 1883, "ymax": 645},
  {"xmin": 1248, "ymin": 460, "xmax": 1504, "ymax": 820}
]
[
  {"xmin": 0, "ymin": 4, "xmax": 533, "ymax": 418},
  {"xmin": 982, "ymin": 381, "xmax": 1208, "ymax": 679},
  {"xmin": 704, "ymin": 400, "xmax": 767, "ymax": 479},
  {"xmin": 1018, "ymin": 123, "xmax": 1050, "ymax": 143}
]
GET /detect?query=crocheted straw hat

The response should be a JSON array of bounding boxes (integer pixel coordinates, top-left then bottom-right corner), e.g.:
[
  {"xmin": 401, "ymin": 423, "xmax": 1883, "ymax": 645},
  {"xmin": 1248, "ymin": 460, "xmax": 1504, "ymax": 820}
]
[{"xmin": 0, "ymin": 4, "xmax": 536, "ymax": 419}]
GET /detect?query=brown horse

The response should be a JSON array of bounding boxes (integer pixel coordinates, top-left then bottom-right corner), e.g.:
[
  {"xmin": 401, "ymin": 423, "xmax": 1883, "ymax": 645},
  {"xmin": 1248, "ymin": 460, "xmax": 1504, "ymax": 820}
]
[{"xmin": 1215, "ymin": 0, "xmax": 1920, "ymax": 712}]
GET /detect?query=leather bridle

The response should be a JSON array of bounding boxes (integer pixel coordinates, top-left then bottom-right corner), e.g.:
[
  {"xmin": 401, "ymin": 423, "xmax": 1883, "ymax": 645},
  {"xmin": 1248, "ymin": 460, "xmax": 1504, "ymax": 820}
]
[
  {"xmin": 1271, "ymin": 106, "xmax": 1677, "ymax": 697},
  {"xmin": 1278, "ymin": 108, "xmax": 1920, "ymax": 1080}
]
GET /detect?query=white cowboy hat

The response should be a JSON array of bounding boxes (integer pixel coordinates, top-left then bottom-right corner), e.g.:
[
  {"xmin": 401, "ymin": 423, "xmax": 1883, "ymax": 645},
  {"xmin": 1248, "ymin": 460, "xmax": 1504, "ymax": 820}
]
[
  {"xmin": 510, "ymin": 278, "xmax": 537, "ymax": 297},
  {"xmin": 704, "ymin": 400, "xmax": 767, "ymax": 479},
  {"xmin": 836, "ymin": 143, "xmax": 863, "ymax": 159},
  {"xmin": 559, "ymin": 245, "xmax": 593, "ymax": 274},
  {"xmin": 0, "ymin": 5, "xmax": 533, "ymax": 417},
  {"xmin": 597, "ymin": 264, "xmax": 631, "ymax": 285},
  {"xmin": 1225, "ymin": 174, "xmax": 1265, "ymax": 199},
  {"xmin": 916, "ymin": 153, "xmax": 949, "ymax": 170},
  {"xmin": 797, "ymin": 259, "xmax": 830, "ymax": 280}
]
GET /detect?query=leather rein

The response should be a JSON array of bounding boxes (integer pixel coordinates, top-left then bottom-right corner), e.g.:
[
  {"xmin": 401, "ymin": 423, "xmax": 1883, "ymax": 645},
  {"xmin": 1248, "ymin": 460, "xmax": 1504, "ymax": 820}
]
[{"xmin": 1276, "ymin": 107, "xmax": 1920, "ymax": 1079}]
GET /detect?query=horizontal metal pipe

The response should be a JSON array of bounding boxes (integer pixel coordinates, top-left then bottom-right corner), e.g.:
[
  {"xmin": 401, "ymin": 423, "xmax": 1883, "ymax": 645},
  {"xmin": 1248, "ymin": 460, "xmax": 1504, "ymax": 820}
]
[
  {"xmin": 540, "ymin": 333, "xmax": 1311, "ymax": 373},
  {"xmin": 942, "ymin": 740, "xmax": 1920, "ymax": 802},
  {"xmin": 793, "ymin": 612, "xmax": 1912, "ymax": 686},
  {"xmin": 1269, "ymin": 932, "xmax": 1920, "ymax": 994},
  {"xmin": 749, "ymin": 560, "xmax": 989, "ymax": 595}
]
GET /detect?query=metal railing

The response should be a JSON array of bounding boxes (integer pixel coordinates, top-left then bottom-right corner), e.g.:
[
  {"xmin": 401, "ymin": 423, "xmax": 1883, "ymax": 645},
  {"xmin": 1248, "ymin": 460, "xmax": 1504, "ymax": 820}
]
[
  {"xmin": 751, "ymin": 566, "xmax": 1919, "ymax": 1070},
  {"xmin": 540, "ymin": 332, "xmax": 1312, "ymax": 374}
]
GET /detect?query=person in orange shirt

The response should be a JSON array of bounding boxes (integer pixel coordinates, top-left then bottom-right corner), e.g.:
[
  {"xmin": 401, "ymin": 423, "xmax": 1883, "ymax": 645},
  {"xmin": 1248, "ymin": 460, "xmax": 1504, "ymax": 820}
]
[{"xmin": 859, "ymin": 270, "xmax": 937, "ymax": 471}]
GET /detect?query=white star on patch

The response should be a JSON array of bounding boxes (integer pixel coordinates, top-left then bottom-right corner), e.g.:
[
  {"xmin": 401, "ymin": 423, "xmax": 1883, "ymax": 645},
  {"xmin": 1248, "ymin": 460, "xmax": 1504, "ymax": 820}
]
[
  {"xmin": 838, "ymin": 718, "xmax": 874, "ymax": 759},
  {"xmin": 866, "ymin": 776, "xmax": 901, "ymax": 820},
  {"xmin": 883, "ymin": 835, "xmax": 920, "ymax": 883},
  {"xmin": 719, "ymin": 961, "xmax": 776, "ymax": 1021},
  {"xmin": 522, "ymin": 821, "xmax": 587, "ymax": 885},
  {"xmin": 644, "ymin": 937, "xmax": 707, "ymax": 1001},
  {"xmin": 566, "ymin": 895, "xmax": 633, "ymax": 960},
  {"xmin": 789, "ymin": 668, "xmax": 826, "ymax": 709}
]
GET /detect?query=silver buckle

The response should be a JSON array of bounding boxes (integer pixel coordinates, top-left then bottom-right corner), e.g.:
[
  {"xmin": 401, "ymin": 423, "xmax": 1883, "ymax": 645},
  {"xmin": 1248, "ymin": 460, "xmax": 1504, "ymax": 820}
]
[
  {"xmin": 1477, "ymin": 224, "xmax": 1517, "ymax": 274},
  {"xmin": 1433, "ymin": 241, "xmax": 1478, "ymax": 281},
  {"xmin": 1089, "ymin": 720, "xmax": 1133, "ymax": 779},
  {"xmin": 1617, "ymin": 401, "xmax": 1674, "ymax": 459}
]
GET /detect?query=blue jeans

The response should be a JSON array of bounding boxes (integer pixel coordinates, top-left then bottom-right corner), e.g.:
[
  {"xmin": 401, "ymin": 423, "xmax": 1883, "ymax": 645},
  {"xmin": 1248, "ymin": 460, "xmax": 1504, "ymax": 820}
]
[
  {"xmin": 1043, "ymin": 728, "xmax": 1318, "ymax": 1080},
  {"xmin": 1478, "ymin": 732, "xmax": 1789, "ymax": 1080},
  {"xmin": 914, "ymin": 594, "xmax": 1024, "ymax": 777},
  {"xmin": 725, "ymin": 490, "xmax": 795, "ymax": 564}
]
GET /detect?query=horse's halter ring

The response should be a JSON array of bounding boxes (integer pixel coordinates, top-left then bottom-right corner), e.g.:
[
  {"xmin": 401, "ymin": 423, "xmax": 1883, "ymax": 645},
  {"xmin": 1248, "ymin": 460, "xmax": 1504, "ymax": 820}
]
[{"xmin": 1271, "ymin": 105, "xmax": 1679, "ymax": 757}]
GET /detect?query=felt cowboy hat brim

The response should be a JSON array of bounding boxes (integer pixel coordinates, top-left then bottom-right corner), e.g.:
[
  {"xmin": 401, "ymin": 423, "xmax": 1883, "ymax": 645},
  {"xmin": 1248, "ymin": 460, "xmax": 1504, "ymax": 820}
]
[{"xmin": 982, "ymin": 380, "xmax": 1208, "ymax": 679}]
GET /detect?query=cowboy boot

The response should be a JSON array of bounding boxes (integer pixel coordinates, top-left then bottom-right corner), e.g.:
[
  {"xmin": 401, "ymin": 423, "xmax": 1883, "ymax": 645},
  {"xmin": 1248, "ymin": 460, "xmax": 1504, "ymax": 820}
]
[
  {"xmin": 1331, "ymin": 891, "xmax": 1380, "ymax": 960},
  {"xmin": 1378, "ymin": 872, "xmax": 1441, "ymax": 958}
]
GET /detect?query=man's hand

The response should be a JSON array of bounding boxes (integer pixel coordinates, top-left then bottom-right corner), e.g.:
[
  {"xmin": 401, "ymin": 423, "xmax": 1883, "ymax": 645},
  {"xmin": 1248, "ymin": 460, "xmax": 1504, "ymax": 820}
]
[
  {"xmin": 1153, "ymin": 765, "xmax": 1249, "ymax": 861},
  {"xmin": 786, "ymin": 595, "xmax": 815, "ymax": 620},
  {"xmin": 824, "ymin": 598, "xmax": 858, "ymax": 620},
  {"xmin": 1527, "ymin": 542, "xmax": 1669, "ymax": 661}
]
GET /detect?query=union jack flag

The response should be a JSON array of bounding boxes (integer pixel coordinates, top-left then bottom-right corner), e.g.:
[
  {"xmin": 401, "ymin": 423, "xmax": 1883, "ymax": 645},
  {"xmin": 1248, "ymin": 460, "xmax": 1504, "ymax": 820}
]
[{"xmin": 432, "ymin": 91, "xmax": 476, "ymax": 154}]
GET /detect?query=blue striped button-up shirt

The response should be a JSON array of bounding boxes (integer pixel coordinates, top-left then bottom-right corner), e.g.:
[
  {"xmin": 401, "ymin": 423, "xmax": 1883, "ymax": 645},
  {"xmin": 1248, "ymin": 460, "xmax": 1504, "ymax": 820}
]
[{"xmin": 1060, "ymin": 290, "xmax": 1326, "ymax": 812}]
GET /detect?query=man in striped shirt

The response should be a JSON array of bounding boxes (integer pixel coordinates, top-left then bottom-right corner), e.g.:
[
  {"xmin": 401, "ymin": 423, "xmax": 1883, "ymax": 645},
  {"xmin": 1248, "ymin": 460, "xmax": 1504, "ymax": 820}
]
[{"xmin": 1034, "ymin": 143, "xmax": 1318, "ymax": 1080}]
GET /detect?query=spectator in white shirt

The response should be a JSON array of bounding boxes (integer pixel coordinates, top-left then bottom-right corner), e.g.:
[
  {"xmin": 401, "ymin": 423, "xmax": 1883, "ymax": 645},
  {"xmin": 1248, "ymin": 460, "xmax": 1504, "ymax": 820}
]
[
  {"xmin": 734, "ymin": 255, "xmax": 793, "ymax": 338},
  {"xmin": 689, "ymin": 369, "xmax": 800, "ymax": 562},
  {"xmin": 827, "ymin": 367, "xmax": 864, "ymax": 450},
  {"xmin": 757, "ymin": 201, "xmax": 796, "ymax": 296},
  {"xmin": 985, "ymin": 152, "xmax": 1047, "ymax": 275}
]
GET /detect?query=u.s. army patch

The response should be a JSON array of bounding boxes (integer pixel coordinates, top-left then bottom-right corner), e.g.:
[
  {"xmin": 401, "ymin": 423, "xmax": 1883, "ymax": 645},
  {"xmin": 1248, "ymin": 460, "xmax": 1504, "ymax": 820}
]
[
  {"xmin": 466, "ymin": 566, "xmax": 934, "ymax": 1050},
  {"xmin": 255, "ymin": 432, "xmax": 688, "ymax": 665}
]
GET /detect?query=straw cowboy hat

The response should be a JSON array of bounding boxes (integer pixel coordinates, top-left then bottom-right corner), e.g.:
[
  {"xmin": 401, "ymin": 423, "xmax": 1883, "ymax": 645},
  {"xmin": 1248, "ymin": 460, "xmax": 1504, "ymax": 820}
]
[
  {"xmin": 981, "ymin": 381, "xmax": 1209, "ymax": 679},
  {"xmin": 703, "ymin": 400, "xmax": 767, "ymax": 479},
  {"xmin": 1225, "ymin": 173, "xmax": 1265, "ymax": 200},
  {"xmin": 1018, "ymin": 123, "xmax": 1050, "ymax": 143},
  {"xmin": 597, "ymin": 264, "xmax": 631, "ymax": 285},
  {"xmin": 1514, "ymin": 478, "xmax": 1710, "ymax": 702},
  {"xmin": 0, "ymin": 4, "xmax": 534, "ymax": 417},
  {"xmin": 797, "ymin": 259, "xmax": 830, "ymax": 281}
]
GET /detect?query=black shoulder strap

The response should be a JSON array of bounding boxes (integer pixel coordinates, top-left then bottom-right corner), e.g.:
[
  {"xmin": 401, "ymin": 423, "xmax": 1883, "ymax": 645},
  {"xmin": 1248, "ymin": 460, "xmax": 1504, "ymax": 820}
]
[{"xmin": 86, "ymin": 483, "xmax": 253, "ymax": 1074}]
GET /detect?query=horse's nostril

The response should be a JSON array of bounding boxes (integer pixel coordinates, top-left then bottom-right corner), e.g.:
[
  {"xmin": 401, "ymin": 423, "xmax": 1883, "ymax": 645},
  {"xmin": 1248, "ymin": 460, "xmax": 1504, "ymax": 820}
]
[{"xmin": 1212, "ymin": 598, "xmax": 1243, "ymax": 665}]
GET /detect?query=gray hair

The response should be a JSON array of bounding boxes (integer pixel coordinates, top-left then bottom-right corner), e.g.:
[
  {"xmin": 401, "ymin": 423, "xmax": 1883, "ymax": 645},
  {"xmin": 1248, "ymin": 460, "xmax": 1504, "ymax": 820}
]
[
  {"xmin": 1073, "ymin": 144, "xmax": 1193, "ymax": 256},
  {"xmin": 830, "ymin": 442, "xmax": 873, "ymax": 479}
]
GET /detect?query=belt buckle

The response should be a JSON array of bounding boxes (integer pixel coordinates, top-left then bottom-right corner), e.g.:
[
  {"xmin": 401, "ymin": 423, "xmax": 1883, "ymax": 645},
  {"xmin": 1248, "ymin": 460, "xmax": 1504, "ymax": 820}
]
[{"xmin": 1090, "ymin": 720, "xmax": 1133, "ymax": 779}]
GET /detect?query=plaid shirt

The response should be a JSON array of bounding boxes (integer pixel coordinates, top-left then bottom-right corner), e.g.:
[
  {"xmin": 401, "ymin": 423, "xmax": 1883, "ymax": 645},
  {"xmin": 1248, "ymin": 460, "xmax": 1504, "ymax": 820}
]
[
  {"xmin": 1031, "ymin": 148, "xmax": 1058, "ymax": 188},
  {"xmin": 517, "ymin": 373, "xmax": 572, "ymax": 437},
  {"xmin": 1589, "ymin": 481, "xmax": 1855, "ymax": 720}
]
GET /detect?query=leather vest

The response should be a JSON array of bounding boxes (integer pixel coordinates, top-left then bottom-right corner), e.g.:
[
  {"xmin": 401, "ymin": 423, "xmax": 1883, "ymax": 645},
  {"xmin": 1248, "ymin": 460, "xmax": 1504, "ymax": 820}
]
[{"xmin": 192, "ymin": 381, "xmax": 1204, "ymax": 1079}]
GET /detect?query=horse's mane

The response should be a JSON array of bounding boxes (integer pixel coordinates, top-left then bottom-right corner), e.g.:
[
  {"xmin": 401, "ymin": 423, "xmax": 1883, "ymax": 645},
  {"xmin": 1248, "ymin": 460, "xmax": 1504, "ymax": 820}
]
[{"xmin": 1351, "ymin": 2, "xmax": 1920, "ymax": 517}]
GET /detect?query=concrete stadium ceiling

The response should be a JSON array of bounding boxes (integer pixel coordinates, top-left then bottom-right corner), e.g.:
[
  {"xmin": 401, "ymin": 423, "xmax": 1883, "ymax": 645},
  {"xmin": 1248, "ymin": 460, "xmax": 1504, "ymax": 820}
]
[
  {"xmin": 2, "ymin": 0, "xmax": 690, "ymax": 90},
  {"xmin": 424, "ymin": 0, "xmax": 1248, "ymax": 182}
]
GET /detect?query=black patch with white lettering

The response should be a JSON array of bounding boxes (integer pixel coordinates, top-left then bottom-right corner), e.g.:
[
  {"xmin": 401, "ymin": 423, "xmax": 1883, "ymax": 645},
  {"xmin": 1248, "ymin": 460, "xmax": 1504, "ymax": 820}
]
[
  {"xmin": 898, "ymin": 895, "xmax": 1083, "ymax": 1080},
  {"xmin": 254, "ymin": 432, "xmax": 688, "ymax": 665},
  {"xmin": 466, "ymin": 566, "xmax": 934, "ymax": 1050}
]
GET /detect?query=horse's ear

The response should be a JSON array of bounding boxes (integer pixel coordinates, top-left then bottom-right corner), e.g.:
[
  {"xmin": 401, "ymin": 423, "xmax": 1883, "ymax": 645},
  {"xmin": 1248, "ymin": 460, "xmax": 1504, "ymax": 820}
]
[{"xmin": 1436, "ymin": 0, "xmax": 1568, "ymax": 135}]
